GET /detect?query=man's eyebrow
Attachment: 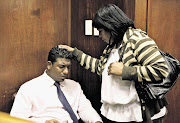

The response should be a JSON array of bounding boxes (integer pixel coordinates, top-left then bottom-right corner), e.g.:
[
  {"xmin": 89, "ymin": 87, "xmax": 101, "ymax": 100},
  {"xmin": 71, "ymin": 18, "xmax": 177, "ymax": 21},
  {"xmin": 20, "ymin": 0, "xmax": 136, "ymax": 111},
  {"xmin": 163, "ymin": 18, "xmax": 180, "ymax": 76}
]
[{"xmin": 59, "ymin": 62, "xmax": 71, "ymax": 65}]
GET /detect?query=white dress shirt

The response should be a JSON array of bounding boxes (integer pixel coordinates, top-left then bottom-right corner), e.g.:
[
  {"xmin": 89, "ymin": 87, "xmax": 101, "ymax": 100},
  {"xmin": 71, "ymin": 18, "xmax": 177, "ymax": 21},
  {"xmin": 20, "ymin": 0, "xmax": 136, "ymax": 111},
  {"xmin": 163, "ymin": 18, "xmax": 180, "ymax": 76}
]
[
  {"xmin": 10, "ymin": 71, "xmax": 102, "ymax": 123},
  {"xmin": 101, "ymin": 48, "xmax": 166, "ymax": 122}
]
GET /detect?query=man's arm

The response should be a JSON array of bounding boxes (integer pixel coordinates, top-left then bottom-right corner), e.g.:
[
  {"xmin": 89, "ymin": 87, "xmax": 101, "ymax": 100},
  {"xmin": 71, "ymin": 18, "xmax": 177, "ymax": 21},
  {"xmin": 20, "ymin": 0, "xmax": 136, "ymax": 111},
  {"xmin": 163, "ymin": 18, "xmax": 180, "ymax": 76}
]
[
  {"xmin": 77, "ymin": 88, "xmax": 102, "ymax": 123},
  {"xmin": 10, "ymin": 86, "xmax": 44, "ymax": 123},
  {"xmin": 10, "ymin": 87, "xmax": 32, "ymax": 119}
]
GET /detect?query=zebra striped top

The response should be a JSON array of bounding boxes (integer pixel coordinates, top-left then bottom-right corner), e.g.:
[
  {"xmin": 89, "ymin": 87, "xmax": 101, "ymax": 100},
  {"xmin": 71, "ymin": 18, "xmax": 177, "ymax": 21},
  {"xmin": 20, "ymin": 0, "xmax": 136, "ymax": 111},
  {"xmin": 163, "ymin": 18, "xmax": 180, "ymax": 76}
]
[{"xmin": 72, "ymin": 27, "xmax": 168, "ymax": 83}]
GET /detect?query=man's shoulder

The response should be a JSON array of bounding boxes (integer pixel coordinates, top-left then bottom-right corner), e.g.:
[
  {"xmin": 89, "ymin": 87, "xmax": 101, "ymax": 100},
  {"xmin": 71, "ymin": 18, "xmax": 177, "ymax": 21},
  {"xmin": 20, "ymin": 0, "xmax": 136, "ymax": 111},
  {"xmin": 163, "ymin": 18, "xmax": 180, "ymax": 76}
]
[
  {"xmin": 64, "ymin": 79, "xmax": 81, "ymax": 88},
  {"xmin": 64, "ymin": 79, "xmax": 79, "ymax": 84},
  {"xmin": 20, "ymin": 74, "xmax": 44, "ymax": 89}
]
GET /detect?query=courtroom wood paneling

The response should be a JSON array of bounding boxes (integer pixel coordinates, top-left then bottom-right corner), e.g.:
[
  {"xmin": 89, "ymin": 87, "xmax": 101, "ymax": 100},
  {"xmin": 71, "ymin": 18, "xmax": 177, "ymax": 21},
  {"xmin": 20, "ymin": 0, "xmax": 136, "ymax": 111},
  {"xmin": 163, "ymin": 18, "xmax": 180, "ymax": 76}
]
[
  {"xmin": 0, "ymin": 0, "xmax": 70, "ymax": 112},
  {"xmin": 147, "ymin": 0, "xmax": 180, "ymax": 123},
  {"xmin": 134, "ymin": 0, "xmax": 147, "ymax": 31},
  {"xmin": 71, "ymin": 0, "xmax": 135, "ymax": 116}
]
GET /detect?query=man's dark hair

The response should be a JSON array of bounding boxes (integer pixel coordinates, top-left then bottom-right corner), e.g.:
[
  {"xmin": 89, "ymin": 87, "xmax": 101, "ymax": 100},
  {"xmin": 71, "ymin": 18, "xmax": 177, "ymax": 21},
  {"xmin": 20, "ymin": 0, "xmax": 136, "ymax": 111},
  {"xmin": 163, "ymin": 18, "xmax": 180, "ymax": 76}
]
[
  {"xmin": 92, "ymin": 4, "xmax": 135, "ymax": 44},
  {"xmin": 48, "ymin": 46, "xmax": 73, "ymax": 64}
]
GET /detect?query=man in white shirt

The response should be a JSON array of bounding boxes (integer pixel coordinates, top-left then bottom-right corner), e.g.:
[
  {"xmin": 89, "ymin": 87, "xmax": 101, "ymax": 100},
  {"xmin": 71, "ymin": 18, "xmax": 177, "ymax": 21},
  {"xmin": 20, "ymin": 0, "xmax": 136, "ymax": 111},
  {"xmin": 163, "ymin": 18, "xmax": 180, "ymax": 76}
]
[{"xmin": 10, "ymin": 46, "xmax": 102, "ymax": 123}]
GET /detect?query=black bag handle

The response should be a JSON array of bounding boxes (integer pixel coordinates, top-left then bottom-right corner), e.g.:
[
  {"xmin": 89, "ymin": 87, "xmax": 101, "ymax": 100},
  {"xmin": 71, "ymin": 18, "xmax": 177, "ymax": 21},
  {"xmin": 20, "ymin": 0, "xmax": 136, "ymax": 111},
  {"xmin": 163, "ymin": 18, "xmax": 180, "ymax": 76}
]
[{"xmin": 119, "ymin": 43, "xmax": 128, "ymax": 62}]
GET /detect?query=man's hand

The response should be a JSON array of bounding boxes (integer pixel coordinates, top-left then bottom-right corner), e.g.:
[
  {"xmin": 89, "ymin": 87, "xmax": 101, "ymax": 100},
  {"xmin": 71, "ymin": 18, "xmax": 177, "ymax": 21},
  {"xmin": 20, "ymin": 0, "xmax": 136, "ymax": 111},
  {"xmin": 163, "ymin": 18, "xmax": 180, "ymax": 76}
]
[
  {"xmin": 108, "ymin": 61, "xmax": 124, "ymax": 76},
  {"xmin": 45, "ymin": 119, "xmax": 60, "ymax": 123},
  {"xmin": 59, "ymin": 45, "xmax": 74, "ymax": 52}
]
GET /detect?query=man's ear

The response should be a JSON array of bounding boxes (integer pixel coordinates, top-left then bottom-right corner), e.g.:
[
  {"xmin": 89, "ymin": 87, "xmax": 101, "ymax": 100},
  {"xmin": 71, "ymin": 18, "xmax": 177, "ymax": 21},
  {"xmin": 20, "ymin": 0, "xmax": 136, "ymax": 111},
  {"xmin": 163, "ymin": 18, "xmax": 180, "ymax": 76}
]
[{"xmin": 47, "ymin": 61, "xmax": 52, "ymax": 70}]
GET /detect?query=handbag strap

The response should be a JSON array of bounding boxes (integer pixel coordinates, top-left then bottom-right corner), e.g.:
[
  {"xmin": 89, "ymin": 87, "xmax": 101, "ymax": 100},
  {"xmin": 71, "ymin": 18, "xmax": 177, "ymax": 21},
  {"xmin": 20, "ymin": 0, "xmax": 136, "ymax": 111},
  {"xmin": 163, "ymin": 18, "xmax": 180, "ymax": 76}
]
[{"xmin": 119, "ymin": 42, "xmax": 128, "ymax": 62}]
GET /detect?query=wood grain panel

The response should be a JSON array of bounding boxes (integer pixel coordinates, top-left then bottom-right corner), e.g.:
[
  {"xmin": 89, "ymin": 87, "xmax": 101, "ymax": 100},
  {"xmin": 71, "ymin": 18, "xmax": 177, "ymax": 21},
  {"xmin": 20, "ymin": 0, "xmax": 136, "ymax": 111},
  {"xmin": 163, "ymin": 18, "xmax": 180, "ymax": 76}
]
[
  {"xmin": 0, "ymin": 0, "xmax": 70, "ymax": 112},
  {"xmin": 147, "ymin": 0, "xmax": 180, "ymax": 123},
  {"xmin": 134, "ymin": 0, "xmax": 147, "ymax": 31}
]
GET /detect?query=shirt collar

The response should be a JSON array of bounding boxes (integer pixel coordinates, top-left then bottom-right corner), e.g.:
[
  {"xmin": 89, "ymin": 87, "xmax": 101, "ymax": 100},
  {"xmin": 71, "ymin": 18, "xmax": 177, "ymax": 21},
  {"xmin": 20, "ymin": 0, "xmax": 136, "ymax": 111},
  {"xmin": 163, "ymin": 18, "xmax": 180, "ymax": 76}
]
[
  {"xmin": 42, "ymin": 70, "xmax": 66, "ymax": 87},
  {"xmin": 122, "ymin": 27, "xmax": 133, "ymax": 43},
  {"xmin": 117, "ymin": 27, "xmax": 134, "ymax": 51}
]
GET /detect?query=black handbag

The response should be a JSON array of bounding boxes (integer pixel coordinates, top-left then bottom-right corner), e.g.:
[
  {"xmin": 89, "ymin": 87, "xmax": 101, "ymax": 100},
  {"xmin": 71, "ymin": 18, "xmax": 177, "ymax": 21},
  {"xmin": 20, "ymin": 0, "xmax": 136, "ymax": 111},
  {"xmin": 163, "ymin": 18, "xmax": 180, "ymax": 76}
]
[{"xmin": 136, "ymin": 49, "xmax": 180, "ymax": 100}]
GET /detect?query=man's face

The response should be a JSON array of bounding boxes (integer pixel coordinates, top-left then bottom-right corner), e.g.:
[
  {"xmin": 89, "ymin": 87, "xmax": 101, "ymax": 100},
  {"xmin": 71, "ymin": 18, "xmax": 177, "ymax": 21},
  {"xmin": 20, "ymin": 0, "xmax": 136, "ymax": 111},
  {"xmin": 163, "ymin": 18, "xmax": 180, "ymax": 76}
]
[{"xmin": 47, "ymin": 58, "xmax": 71, "ymax": 82}]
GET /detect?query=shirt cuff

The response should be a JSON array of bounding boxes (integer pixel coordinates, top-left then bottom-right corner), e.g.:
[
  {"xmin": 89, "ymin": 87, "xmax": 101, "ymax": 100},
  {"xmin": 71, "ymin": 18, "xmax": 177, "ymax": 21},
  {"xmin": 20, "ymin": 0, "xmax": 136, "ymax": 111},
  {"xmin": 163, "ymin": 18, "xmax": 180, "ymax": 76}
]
[
  {"xmin": 122, "ymin": 66, "xmax": 138, "ymax": 82},
  {"xmin": 72, "ymin": 47, "xmax": 83, "ymax": 61}
]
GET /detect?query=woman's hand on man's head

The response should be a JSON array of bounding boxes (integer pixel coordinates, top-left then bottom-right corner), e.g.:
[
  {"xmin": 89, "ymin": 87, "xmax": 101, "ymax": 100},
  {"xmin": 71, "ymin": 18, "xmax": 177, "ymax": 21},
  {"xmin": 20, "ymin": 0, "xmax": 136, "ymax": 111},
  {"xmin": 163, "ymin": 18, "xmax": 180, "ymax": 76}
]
[{"xmin": 58, "ymin": 45, "xmax": 74, "ymax": 52}]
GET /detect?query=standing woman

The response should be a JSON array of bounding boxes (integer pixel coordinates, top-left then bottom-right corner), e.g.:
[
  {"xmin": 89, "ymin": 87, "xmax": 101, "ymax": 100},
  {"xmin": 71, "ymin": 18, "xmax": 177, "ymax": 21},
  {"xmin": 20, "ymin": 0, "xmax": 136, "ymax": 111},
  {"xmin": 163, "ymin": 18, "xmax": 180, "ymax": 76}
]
[{"xmin": 61, "ymin": 4, "xmax": 168, "ymax": 123}]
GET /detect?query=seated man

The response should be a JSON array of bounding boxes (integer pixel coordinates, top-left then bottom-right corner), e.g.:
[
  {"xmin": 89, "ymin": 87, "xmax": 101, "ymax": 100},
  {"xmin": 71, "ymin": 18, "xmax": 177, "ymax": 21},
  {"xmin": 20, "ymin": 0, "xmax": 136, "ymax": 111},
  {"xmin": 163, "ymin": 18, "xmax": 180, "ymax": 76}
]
[{"xmin": 10, "ymin": 46, "xmax": 102, "ymax": 123}]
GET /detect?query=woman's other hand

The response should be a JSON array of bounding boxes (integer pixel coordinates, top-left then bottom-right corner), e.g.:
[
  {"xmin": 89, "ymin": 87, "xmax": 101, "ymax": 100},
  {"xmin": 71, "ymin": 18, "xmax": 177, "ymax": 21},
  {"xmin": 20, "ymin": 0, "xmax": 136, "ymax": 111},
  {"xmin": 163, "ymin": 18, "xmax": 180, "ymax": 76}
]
[
  {"xmin": 59, "ymin": 45, "xmax": 74, "ymax": 52},
  {"xmin": 108, "ymin": 61, "xmax": 124, "ymax": 76},
  {"xmin": 45, "ymin": 119, "xmax": 60, "ymax": 123}
]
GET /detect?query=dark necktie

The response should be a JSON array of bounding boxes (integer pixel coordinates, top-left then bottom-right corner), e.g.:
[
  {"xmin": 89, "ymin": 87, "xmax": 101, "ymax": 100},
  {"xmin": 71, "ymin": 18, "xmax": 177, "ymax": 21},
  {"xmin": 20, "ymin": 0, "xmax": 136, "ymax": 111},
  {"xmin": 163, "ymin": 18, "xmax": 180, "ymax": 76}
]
[{"xmin": 54, "ymin": 82, "xmax": 78, "ymax": 123}]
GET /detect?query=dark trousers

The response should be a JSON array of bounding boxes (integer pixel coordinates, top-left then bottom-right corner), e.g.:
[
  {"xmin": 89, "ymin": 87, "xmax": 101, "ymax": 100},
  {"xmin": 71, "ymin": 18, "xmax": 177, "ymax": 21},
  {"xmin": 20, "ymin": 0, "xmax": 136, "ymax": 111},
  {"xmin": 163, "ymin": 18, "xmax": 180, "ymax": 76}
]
[{"xmin": 101, "ymin": 115, "xmax": 163, "ymax": 123}]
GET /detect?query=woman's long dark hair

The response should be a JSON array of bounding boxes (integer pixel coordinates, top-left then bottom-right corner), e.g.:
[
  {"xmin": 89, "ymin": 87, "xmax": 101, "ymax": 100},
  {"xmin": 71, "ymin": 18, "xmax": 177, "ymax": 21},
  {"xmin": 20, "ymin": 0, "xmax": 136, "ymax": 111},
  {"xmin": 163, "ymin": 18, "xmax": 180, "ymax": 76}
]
[{"xmin": 92, "ymin": 4, "xmax": 135, "ymax": 46}]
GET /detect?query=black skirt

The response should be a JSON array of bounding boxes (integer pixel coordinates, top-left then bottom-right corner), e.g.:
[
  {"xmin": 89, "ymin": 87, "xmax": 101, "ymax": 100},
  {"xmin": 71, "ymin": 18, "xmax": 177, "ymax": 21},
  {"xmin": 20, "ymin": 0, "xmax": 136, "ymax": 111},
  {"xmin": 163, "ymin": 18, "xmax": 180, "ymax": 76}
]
[{"xmin": 142, "ymin": 98, "xmax": 168, "ymax": 123}]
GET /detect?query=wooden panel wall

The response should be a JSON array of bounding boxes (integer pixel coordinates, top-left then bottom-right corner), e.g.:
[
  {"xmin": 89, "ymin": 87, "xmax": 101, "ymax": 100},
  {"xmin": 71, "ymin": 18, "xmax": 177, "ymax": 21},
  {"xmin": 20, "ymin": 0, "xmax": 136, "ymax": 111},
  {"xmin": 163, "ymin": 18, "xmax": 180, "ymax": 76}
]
[
  {"xmin": 1, "ymin": 0, "xmax": 178, "ymax": 122},
  {"xmin": 135, "ymin": 0, "xmax": 180, "ymax": 123},
  {"xmin": 147, "ymin": 0, "xmax": 180, "ymax": 123},
  {"xmin": 71, "ymin": 0, "xmax": 135, "ymax": 115},
  {"xmin": 134, "ymin": 0, "xmax": 147, "ymax": 31},
  {"xmin": 0, "ymin": 0, "xmax": 71, "ymax": 112}
]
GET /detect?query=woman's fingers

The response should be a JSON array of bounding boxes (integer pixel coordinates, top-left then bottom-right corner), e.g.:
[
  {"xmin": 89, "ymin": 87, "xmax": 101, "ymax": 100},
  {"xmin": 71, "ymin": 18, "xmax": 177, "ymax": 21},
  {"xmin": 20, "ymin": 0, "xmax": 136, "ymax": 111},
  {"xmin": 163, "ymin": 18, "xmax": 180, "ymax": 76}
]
[
  {"xmin": 58, "ymin": 45, "xmax": 74, "ymax": 52},
  {"xmin": 108, "ymin": 62, "xmax": 123, "ymax": 76}
]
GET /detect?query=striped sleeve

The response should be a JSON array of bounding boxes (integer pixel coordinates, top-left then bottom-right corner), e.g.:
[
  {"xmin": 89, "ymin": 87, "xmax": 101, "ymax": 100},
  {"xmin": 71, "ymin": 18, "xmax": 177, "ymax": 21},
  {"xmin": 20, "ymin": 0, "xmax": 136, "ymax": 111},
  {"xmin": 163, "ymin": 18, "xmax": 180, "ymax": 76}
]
[
  {"xmin": 72, "ymin": 48, "xmax": 100, "ymax": 74},
  {"xmin": 133, "ymin": 31, "xmax": 169, "ymax": 82}
]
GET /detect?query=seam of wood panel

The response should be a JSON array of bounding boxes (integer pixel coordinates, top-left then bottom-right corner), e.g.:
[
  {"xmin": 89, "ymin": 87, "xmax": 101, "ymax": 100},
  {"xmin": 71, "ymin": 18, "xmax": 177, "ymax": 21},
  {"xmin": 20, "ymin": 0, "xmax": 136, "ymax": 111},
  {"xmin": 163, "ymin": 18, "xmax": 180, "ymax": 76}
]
[
  {"xmin": 146, "ymin": 0, "xmax": 149, "ymax": 33},
  {"xmin": 68, "ymin": 0, "xmax": 71, "ymax": 78},
  {"xmin": 68, "ymin": 0, "xmax": 71, "ymax": 46}
]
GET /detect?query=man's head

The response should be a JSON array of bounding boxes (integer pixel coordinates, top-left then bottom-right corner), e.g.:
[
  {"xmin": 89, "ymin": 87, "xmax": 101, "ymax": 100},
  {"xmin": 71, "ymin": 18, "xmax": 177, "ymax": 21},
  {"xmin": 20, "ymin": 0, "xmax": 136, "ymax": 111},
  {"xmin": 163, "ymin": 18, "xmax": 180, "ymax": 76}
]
[{"xmin": 46, "ymin": 46, "xmax": 73, "ymax": 82}]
